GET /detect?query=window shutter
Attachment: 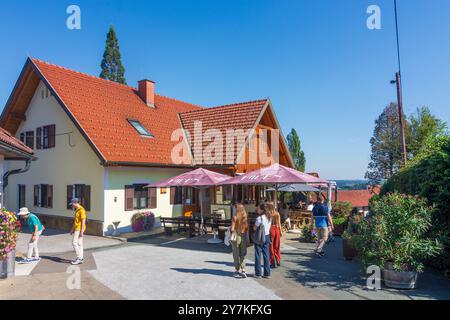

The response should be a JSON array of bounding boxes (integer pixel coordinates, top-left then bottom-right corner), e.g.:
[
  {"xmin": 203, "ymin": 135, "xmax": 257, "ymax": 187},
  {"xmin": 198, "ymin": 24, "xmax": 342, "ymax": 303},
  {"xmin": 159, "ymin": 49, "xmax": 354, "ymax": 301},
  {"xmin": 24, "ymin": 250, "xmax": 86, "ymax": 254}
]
[
  {"xmin": 48, "ymin": 125, "xmax": 56, "ymax": 148},
  {"xmin": 47, "ymin": 185, "xmax": 53, "ymax": 208},
  {"xmin": 125, "ymin": 185, "xmax": 134, "ymax": 211},
  {"xmin": 67, "ymin": 185, "xmax": 74, "ymax": 209},
  {"xmin": 83, "ymin": 185, "xmax": 91, "ymax": 211},
  {"xmin": 149, "ymin": 188, "xmax": 157, "ymax": 209},
  {"xmin": 40, "ymin": 184, "xmax": 47, "ymax": 208},
  {"xmin": 36, "ymin": 127, "xmax": 42, "ymax": 149},
  {"xmin": 20, "ymin": 133, "xmax": 25, "ymax": 143},
  {"xmin": 170, "ymin": 187, "xmax": 175, "ymax": 205},
  {"xmin": 34, "ymin": 185, "xmax": 39, "ymax": 207}
]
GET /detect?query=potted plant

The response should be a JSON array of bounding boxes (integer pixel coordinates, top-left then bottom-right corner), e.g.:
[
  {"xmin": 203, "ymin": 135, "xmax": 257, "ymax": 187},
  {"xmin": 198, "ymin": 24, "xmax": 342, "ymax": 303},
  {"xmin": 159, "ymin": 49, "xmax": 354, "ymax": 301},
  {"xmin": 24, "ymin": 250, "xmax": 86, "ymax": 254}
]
[
  {"xmin": 130, "ymin": 211, "xmax": 155, "ymax": 232},
  {"xmin": 342, "ymin": 213, "xmax": 362, "ymax": 260},
  {"xmin": 300, "ymin": 225, "xmax": 317, "ymax": 243},
  {"xmin": 351, "ymin": 193, "xmax": 442, "ymax": 289},
  {"xmin": 330, "ymin": 201, "xmax": 351, "ymax": 236},
  {"xmin": 0, "ymin": 209, "xmax": 21, "ymax": 279}
]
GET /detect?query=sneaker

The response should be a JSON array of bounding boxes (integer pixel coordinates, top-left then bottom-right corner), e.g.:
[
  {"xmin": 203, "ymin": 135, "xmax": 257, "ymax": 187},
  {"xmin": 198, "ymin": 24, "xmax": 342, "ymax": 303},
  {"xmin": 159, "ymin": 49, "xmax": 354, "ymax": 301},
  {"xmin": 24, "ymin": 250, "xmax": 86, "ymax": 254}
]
[
  {"xmin": 254, "ymin": 275, "xmax": 262, "ymax": 279},
  {"xmin": 19, "ymin": 258, "xmax": 34, "ymax": 264},
  {"xmin": 233, "ymin": 271, "xmax": 241, "ymax": 278},
  {"xmin": 71, "ymin": 258, "xmax": 83, "ymax": 265},
  {"xmin": 315, "ymin": 251, "xmax": 323, "ymax": 257},
  {"xmin": 32, "ymin": 257, "xmax": 41, "ymax": 262},
  {"xmin": 263, "ymin": 275, "xmax": 271, "ymax": 279},
  {"xmin": 241, "ymin": 271, "xmax": 247, "ymax": 278}
]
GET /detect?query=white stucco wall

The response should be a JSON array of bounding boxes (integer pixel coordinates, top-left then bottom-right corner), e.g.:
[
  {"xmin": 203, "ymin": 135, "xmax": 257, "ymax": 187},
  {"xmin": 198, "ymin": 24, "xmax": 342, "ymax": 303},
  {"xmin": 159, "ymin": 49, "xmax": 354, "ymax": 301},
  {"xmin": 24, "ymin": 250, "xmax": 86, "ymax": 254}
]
[
  {"xmin": 5, "ymin": 81, "xmax": 105, "ymax": 221},
  {"xmin": 0, "ymin": 155, "xmax": 4, "ymax": 208},
  {"xmin": 103, "ymin": 167, "xmax": 189, "ymax": 234}
]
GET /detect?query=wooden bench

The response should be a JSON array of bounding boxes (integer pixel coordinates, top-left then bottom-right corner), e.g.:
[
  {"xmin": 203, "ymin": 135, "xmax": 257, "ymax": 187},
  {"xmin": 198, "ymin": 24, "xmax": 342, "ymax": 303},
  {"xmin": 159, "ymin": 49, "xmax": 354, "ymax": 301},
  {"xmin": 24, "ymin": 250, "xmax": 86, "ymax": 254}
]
[{"xmin": 160, "ymin": 217, "xmax": 201, "ymax": 237}]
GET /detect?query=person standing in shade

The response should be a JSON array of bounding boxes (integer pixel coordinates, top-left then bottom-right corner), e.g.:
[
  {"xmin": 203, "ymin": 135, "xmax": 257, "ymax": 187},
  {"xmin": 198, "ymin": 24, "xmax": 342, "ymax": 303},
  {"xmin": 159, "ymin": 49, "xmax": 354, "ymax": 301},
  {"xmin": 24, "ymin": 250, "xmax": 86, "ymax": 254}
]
[
  {"xmin": 230, "ymin": 204, "xmax": 249, "ymax": 278},
  {"xmin": 69, "ymin": 198, "xmax": 86, "ymax": 265},
  {"xmin": 312, "ymin": 195, "xmax": 333, "ymax": 257},
  {"xmin": 253, "ymin": 203, "xmax": 271, "ymax": 279},
  {"xmin": 267, "ymin": 202, "xmax": 282, "ymax": 268},
  {"xmin": 17, "ymin": 207, "xmax": 44, "ymax": 263}
]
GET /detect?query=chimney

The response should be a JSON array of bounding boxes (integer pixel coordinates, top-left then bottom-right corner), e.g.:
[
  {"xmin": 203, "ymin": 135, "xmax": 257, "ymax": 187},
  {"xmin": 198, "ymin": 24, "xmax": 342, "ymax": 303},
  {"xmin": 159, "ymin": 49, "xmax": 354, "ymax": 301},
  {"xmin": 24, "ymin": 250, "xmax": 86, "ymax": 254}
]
[{"xmin": 138, "ymin": 79, "xmax": 155, "ymax": 108}]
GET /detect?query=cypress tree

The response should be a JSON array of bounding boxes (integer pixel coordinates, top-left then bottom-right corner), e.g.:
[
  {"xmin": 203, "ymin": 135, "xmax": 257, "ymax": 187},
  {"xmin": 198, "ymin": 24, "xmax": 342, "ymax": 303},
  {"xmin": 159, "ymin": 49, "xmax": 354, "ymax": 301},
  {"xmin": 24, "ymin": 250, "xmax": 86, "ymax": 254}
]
[{"xmin": 100, "ymin": 26, "xmax": 127, "ymax": 84}]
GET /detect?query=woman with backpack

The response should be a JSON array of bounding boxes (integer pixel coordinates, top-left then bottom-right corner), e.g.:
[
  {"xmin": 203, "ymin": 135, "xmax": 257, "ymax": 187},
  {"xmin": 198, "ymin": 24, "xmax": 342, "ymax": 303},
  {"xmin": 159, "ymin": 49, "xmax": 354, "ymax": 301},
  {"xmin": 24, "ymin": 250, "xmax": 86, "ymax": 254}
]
[
  {"xmin": 230, "ymin": 204, "xmax": 250, "ymax": 278},
  {"xmin": 253, "ymin": 203, "xmax": 271, "ymax": 279},
  {"xmin": 267, "ymin": 202, "xmax": 282, "ymax": 268}
]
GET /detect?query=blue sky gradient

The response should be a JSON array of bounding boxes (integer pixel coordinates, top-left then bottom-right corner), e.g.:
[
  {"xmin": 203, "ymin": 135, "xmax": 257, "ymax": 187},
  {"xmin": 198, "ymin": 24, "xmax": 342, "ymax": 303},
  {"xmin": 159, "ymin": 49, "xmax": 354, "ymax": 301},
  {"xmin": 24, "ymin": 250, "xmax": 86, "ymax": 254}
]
[{"xmin": 1, "ymin": 0, "xmax": 449, "ymax": 179}]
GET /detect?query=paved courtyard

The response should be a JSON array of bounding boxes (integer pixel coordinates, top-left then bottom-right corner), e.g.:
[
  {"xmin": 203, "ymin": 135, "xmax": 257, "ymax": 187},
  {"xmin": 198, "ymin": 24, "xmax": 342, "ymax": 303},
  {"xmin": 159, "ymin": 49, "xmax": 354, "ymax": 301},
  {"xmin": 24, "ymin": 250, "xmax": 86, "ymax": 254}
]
[{"xmin": 1, "ymin": 229, "xmax": 450, "ymax": 300}]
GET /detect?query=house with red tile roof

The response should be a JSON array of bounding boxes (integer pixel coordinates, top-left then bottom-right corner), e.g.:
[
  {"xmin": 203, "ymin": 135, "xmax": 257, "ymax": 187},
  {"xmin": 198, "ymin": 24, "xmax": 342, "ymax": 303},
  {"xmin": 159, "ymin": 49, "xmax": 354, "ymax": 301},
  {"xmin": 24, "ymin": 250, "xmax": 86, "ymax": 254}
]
[{"xmin": 0, "ymin": 58, "xmax": 293, "ymax": 235}]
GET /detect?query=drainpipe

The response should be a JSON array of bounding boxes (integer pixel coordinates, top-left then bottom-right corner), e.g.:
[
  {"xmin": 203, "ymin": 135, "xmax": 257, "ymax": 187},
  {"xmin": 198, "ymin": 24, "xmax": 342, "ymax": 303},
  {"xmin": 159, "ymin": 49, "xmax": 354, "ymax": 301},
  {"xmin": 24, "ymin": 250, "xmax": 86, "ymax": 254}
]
[{"xmin": 3, "ymin": 158, "xmax": 32, "ymax": 192}]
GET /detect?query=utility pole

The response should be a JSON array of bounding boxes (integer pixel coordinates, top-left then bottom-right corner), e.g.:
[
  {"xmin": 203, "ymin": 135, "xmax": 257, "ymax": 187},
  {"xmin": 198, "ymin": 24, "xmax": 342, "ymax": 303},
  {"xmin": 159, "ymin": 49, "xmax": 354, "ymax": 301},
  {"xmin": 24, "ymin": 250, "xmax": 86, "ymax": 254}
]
[{"xmin": 391, "ymin": 0, "xmax": 407, "ymax": 165}]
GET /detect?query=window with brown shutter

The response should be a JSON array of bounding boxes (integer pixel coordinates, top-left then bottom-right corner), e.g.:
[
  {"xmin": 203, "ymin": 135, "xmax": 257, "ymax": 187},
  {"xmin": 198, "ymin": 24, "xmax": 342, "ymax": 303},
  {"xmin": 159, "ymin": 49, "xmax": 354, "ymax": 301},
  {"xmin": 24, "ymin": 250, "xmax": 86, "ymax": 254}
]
[
  {"xmin": 125, "ymin": 185, "xmax": 134, "ymax": 211},
  {"xmin": 36, "ymin": 127, "xmax": 42, "ymax": 149},
  {"xmin": 149, "ymin": 188, "xmax": 157, "ymax": 209},
  {"xmin": 37, "ymin": 125, "xmax": 56, "ymax": 149},
  {"xmin": 20, "ymin": 133, "xmax": 25, "ymax": 143},
  {"xmin": 67, "ymin": 184, "xmax": 91, "ymax": 211}
]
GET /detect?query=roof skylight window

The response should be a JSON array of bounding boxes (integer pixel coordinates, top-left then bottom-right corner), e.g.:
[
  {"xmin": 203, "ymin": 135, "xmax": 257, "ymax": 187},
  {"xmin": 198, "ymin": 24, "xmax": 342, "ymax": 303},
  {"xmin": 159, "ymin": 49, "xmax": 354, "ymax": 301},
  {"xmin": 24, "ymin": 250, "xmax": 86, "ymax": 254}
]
[{"xmin": 128, "ymin": 119, "xmax": 153, "ymax": 137}]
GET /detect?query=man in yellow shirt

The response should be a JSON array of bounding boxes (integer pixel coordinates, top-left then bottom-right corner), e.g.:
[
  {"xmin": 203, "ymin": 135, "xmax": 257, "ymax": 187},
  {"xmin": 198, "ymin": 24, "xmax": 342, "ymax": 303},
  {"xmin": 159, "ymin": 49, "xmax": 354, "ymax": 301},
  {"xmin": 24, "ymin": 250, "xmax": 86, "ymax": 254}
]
[{"xmin": 69, "ymin": 198, "xmax": 86, "ymax": 265}]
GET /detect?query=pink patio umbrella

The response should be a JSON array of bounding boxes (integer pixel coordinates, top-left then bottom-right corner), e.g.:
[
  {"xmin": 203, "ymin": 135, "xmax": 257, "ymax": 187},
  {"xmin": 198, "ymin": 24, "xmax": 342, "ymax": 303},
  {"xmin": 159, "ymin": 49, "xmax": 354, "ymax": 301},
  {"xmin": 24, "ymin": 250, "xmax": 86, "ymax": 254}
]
[
  {"xmin": 221, "ymin": 163, "xmax": 331, "ymax": 207},
  {"xmin": 147, "ymin": 167, "xmax": 231, "ymax": 188},
  {"xmin": 146, "ymin": 168, "xmax": 231, "ymax": 238},
  {"xmin": 221, "ymin": 163, "xmax": 329, "ymax": 185}
]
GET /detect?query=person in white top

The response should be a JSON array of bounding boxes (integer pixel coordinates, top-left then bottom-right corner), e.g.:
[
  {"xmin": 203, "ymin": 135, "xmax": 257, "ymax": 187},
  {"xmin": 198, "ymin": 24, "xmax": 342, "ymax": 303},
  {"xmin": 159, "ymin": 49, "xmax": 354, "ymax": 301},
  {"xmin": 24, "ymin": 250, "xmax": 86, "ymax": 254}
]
[{"xmin": 253, "ymin": 203, "xmax": 271, "ymax": 279}]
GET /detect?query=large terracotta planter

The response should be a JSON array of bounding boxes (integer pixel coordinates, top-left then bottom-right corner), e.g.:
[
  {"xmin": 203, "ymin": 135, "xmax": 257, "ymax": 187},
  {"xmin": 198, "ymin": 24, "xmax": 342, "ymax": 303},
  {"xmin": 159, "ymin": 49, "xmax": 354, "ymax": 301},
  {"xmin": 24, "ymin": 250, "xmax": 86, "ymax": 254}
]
[
  {"xmin": 0, "ymin": 249, "xmax": 15, "ymax": 279},
  {"xmin": 382, "ymin": 262, "xmax": 418, "ymax": 289},
  {"xmin": 342, "ymin": 239, "xmax": 357, "ymax": 260}
]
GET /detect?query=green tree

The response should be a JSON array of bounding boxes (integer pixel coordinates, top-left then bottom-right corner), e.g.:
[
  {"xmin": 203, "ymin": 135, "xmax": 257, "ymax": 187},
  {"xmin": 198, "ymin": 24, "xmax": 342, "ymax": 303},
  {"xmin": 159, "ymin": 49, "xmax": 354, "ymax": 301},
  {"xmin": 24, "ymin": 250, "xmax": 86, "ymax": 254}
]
[
  {"xmin": 286, "ymin": 128, "xmax": 306, "ymax": 172},
  {"xmin": 100, "ymin": 26, "xmax": 127, "ymax": 84},
  {"xmin": 365, "ymin": 103, "xmax": 409, "ymax": 183},
  {"xmin": 409, "ymin": 106, "xmax": 447, "ymax": 157}
]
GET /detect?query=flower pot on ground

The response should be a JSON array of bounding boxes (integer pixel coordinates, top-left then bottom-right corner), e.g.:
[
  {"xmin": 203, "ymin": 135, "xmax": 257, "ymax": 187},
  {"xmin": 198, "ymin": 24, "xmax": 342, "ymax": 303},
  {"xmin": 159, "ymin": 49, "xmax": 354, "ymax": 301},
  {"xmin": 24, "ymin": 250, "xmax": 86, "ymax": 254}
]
[
  {"xmin": 342, "ymin": 235, "xmax": 357, "ymax": 260},
  {"xmin": 0, "ymin": 209, "xmax": 21, "ymax": 279},
  {"xmin": 341, "ymin": 213, "xmax": 362, "ymax": 260},
  {"xmin": 382, "ymin": 262, "xmax": 419, "ymax": 289},
  {"xmin": 300, "ymin": 225, "xmax": 317, "ymax": 243},
  {"xmin": 130, "ymin": 211, "xmax": 155, "ymax": 232},
  {"xmin": 351, "ymin": 193, "xmax": 442, "ymax": 290}
]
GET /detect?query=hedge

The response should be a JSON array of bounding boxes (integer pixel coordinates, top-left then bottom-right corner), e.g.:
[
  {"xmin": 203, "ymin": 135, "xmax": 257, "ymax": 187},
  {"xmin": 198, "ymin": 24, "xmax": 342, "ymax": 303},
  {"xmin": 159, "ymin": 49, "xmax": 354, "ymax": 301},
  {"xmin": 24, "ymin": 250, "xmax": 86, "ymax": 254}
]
[{"xmin": 382, "ymin": 135, "xmax": 450, "ymax": 270}]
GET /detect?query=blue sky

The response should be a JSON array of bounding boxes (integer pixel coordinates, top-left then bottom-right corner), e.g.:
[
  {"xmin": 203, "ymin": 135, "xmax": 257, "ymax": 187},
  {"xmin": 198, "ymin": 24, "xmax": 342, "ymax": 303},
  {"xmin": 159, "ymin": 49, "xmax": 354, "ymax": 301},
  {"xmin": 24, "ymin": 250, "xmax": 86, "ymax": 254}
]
[{"xmin": 1, "ymin": 0, "xmax": 449, "ymax": 179}]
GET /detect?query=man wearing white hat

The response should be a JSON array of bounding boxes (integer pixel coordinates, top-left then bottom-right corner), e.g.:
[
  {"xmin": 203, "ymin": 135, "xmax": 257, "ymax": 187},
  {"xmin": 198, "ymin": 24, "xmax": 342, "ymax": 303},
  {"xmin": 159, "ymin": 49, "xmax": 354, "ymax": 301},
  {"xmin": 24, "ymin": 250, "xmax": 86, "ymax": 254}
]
[{"xmin": 17, "ymin": 207, "xmax": 44, "ymax": 263}]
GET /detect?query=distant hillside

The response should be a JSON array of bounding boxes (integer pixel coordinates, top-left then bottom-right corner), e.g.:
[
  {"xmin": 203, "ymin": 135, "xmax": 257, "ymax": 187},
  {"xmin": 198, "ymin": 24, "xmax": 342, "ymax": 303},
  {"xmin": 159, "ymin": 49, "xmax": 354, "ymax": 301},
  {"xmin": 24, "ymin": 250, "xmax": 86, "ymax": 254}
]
[{"xmin": 334, "ymin": 180, "xmax": 369, "ymax": 190}]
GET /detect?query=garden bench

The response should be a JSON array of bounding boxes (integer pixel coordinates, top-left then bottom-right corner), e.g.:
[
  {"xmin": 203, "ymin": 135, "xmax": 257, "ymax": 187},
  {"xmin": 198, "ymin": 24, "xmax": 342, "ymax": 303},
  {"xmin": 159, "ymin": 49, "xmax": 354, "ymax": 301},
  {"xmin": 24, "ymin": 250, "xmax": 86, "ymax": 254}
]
[{"xmin": 160, "ymin": 217, "xmax": 201, "ymax": 237}]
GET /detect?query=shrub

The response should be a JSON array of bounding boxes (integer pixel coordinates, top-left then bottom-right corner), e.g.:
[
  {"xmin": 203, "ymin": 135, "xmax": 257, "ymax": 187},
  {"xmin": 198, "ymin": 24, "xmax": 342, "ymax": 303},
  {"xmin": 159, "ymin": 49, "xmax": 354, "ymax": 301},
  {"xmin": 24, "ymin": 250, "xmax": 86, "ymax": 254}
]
[
  {"xmin": 351, "ymin": 193, "xmax": 442, "ymax": 272},
  {"xmin": 0, "ymin": 209, "xmax": 21, "ymax": 260},
  {"xmin": 331, "ymin": 201, "xmax": 352, "ymax": 218},
  {"xmin": 382, "ymin": 135, "xmax": 450, "ymax": 270}
]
